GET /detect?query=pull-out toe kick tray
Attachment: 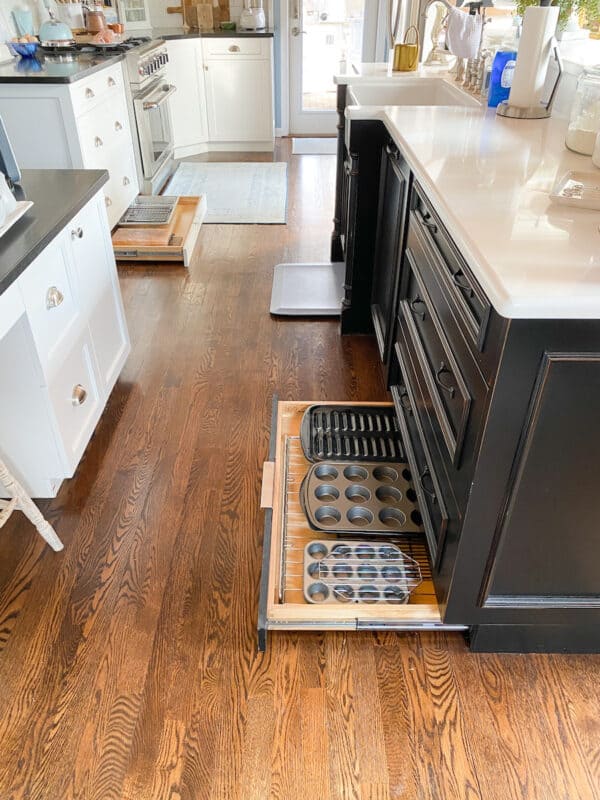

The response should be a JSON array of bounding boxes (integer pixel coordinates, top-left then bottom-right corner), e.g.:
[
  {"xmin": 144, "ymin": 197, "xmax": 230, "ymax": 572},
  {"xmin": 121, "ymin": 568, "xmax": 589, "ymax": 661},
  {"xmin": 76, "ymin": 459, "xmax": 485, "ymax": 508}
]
[{"xmin": 258, "ymin": 401, "xmax": 466, "ymax": 650}]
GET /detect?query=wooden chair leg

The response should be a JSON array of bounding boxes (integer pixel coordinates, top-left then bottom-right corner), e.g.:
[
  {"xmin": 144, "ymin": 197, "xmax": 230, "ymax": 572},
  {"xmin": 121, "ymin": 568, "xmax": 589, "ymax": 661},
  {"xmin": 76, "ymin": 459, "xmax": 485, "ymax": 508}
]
[{"xmin": 0, "ymin": 458, "xmax": 64, "ymax": 552}]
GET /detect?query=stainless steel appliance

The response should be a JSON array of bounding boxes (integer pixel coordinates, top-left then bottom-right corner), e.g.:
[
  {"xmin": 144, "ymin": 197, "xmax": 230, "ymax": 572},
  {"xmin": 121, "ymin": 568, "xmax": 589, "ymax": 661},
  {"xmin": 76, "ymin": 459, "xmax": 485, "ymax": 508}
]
[{"xmin": 123, "ymin": 40, "xmax": 176, "ymax": 195}]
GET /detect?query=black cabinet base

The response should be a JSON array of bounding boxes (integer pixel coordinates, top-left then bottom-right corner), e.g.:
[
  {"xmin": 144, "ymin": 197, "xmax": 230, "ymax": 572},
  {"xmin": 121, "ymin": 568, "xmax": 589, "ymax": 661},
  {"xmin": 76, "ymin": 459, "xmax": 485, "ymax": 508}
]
[
  {"xmin": 468, "ymin": 624, "xmax": 600, "ymax": 653},
  {"xmin": 331, "ymin": 233, "xmax": 343, "ymax": 263}
]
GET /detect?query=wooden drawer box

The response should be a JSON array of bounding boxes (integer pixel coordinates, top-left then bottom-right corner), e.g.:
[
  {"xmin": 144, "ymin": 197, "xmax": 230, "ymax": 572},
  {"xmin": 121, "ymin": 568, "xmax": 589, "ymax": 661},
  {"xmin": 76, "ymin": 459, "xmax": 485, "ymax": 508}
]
[{"xmin": 258, "ymin": 400, "xmax": 467, "ymax": 650}]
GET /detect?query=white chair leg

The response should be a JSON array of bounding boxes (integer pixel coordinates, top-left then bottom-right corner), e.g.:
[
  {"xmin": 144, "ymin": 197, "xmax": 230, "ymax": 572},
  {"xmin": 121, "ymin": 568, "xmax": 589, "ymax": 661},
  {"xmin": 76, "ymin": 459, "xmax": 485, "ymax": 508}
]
[{"xmin": 0, "ymin": 458, "xmax": 64, "ymax": 552}]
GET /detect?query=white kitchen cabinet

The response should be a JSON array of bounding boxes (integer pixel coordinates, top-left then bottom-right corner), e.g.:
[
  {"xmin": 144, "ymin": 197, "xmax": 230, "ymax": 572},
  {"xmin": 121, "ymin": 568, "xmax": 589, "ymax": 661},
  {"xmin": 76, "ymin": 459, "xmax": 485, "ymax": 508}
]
[
  {"xmin": 202, "ymin": 38, "xmax": 274, "ymax": 148},
  {"xmin": 0, "ymin": 62, "xmax": 139, "ymax": 228},
  {"xmin": 166, "ymin": 38, "xmax": 209, "ymax": 158},
  {"xmin": 0, "ymin": 190, "xmax": 131, "ymax": 497}
]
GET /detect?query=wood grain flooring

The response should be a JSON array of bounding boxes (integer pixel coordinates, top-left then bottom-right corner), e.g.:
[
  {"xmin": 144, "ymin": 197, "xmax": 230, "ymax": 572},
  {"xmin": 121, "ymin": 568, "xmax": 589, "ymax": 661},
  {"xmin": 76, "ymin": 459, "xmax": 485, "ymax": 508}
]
[{"xmin": 0, "ymin": 141, "xmax": 599, "ymax": 800}]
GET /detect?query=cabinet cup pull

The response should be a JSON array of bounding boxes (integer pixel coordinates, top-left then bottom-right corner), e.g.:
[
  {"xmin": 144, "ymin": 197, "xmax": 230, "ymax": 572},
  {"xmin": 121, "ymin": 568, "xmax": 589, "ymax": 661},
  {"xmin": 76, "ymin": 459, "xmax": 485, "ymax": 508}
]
[
  {"xmin": 123, "ymin": 176, "xmax": 130, "ymax": 186},
  {"xmin": 46, "ymin": 286, "xmax": 64, "ymax": 310},
  {"xmin": 419, "ymin": 466, "xmax": 437, "ymax": 503},
  {"xmin": 71, "ymin": 227, "xmax": 84, "ymax": 240},
  {"xmin": 85, "ymin": 87, "xmax": 95, "ymax": 99},
  {"xmin": 94, "ymin": 136, "xmax": 103, "ymax": 148},
  {"xmin": 114, "ymin": 120, "xmax": 123, "ymax": 131},
  {"xmin": 435, "ymin": 361, "xmax": 456, "ymax": 399},
  {"xmin": 72, "ymin": 385, "xmax": 87, "ymax": 406},
  {"xmin": 399, "ymin": 389, "xmax": 412, "ymax": 416},
  {"xmin": 409, "ymin": 295, "xmax": 427, "ymax": 322},
  {"xmin": 108, "ymin": 76, "xmax": 116, "ymax": 87},
  {"xmin": 453, "ymin": 270, "xmax": 474, "ymax": 298},
  {"xmin": 385, "ymin": 142, "xmax": 400, "ymax": 160},
  {"xmin": 105, "ymin": 196, "xmax": 112, "ymax": 207},
  {"xmin": 421, "ymin": 213, "xmax": 438, "ymax": 235},
  {"xmin": 228, "ymin": 44, "xmax": 241, "ymax": 52}
]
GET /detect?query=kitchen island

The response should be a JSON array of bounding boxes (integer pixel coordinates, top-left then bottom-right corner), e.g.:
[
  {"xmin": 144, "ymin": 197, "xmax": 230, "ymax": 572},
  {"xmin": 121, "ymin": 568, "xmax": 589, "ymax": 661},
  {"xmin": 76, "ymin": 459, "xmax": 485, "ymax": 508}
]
[{"xmin": 278, "ymin": 65, "xmax": 600, "ymax": 653}]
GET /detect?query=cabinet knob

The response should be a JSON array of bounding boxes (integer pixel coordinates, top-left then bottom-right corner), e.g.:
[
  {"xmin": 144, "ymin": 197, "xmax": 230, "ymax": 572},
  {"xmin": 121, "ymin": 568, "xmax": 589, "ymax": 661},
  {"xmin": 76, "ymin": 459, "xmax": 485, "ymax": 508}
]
[
  {"xmin": 123, "ymin": 176, "xmax": 130, "ymax": 186},
  {"xmin": 228, "ymin": 44, "xmax": 241, "ymax": 52},
  {"xmin": 85, "ymin": 87, "xmax": 95, "ymax": 99},
  {"xmin": 105, "ymin": 196, "xmax": 112, "ymax": 207},
  {"xmin": 94, "ymin": 136, "xmax": 103, "ymax": 148},
  {"xmin": 435, "ymin": 362, "xmax": 457, "ymax": 399},
  {"xmin": 46, "ymin": 286, "xmax": 64, "ymax": 310},
  {"xmin": 114, "ymin": 120, "xmax": 123, "ymax": 131},
  {"xmin": 108, "ymin": 76, "xmax": 116, "ymax": 87},
  {"xmin": 71, "ymin": 227, "xmax": 84, "ymax": 240},
  {"xmin": 72, "ymin": 384, "xmax": 88, "ymax": 406},
  {"xmin": 204, "ymin": 64, "xmax": 208, "ymax": 71}
]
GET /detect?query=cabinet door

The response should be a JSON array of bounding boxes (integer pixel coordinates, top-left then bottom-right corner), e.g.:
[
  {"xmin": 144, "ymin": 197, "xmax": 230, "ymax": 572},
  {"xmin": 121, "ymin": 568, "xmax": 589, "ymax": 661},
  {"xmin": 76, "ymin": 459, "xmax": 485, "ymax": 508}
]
[
  {"xmin": 68, "ymin": 194, "xmax": 130, "ymax": 396},
  {"xmin": 204, "ymin": 58, "xmax": 273, "ymax": 142},
  {"xmin": 167, "ymin": 39, "xmax": 208, "ymax": 151},
  {"xmin": 371, "ymin": 142, "xmax": 410, "ymax": 367}
]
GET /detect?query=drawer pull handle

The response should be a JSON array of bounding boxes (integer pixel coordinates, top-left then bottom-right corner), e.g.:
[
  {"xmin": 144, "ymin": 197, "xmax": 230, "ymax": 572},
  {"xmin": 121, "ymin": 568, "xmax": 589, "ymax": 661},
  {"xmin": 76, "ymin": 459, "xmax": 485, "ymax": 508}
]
[
  {"xmin": 453, "ymin": 270, "xmax": 474, "ymax": 298},
  {"xmin": 94, "ymin": 136, "xmax": 103, "ymax": 148},
  {"xmin": 421, "ymin": 214, "xmax": 438, "ymax": 234},
  {"xmin": 115, "ymin": 120, "xmax": 123, "ymax": 131},
  {"xmin": 228, "ymin": 45, "xmax": 241, "ymax": 52},
  {"xmin": 385, "ymin": 142, "xmax": 400, "ymax": 160},
  {"xmin": 123, "ymin": 176, "xmax": 130, "ymax": 186},
  {"xmin": 435, "ymin": 362, "xmax": 457, "ymax": 399},
  {"xmin": 72, "ymin": 385, "xmax": 87, "ymax": 406},
  {"xmin": 85, "ymin": 87, "xmax": 95, "ymax": 99},
  {"xmin": 108, "ymin": 76, "xmax": 116, "ymax": 87},
  {"xmin": 399, "ymin": 389, "xmax": 412, "ymax": 416},
  {"xmin": 409, "ymin": 295, "xmax": 427, "ymax": 322},
  {"xmin": 71, "ymin": 227, "xmax": 84, "ymax": 240},
  {"xmin": 105, "ymin": 196, "xmax": 112, "ymax": 207},
  {"xmin": 46, "ymin": 286, "xmax": 64, "ymax": 310},
  {"xmin": 419, "ymin": 466, "xmax": 437, "ymax": 503}
]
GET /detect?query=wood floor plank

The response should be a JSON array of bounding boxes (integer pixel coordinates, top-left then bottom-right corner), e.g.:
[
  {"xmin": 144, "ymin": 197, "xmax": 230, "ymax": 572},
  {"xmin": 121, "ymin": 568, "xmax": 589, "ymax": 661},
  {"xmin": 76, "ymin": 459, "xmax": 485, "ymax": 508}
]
[{"xmin": 0, "ymin": 141, "xmax": 598, "ymax": 800}]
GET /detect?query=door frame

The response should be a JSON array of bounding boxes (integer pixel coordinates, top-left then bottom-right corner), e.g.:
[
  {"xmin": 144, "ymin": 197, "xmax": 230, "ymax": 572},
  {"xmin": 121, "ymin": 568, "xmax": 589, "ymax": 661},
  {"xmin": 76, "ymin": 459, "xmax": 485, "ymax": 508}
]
[{"xmin": 278, "ymin": 0, "xmax": 381, "ymax": 137}]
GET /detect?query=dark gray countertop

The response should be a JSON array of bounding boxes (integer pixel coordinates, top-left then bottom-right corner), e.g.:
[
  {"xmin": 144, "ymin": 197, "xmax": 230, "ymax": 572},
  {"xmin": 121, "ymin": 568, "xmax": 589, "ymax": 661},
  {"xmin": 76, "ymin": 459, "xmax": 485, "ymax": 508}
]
[
  {"xmin": 149, "ymin": 27, "xmax": 274, "ymax": 40},
  {"xmin": 0, "ymin": 169, "xmax": 108, "ymax": 297},
  {"xmin": 0, "ymin": 52, "xmax": 124, "ymax": 84}
]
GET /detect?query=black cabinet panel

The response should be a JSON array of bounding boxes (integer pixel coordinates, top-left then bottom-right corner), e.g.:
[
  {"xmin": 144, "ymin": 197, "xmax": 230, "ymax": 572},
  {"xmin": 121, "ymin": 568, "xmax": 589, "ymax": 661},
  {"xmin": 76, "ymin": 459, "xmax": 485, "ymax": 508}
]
[{"xmin": 484, "ymin": 354, "xmax": 600, "ymax": 605}]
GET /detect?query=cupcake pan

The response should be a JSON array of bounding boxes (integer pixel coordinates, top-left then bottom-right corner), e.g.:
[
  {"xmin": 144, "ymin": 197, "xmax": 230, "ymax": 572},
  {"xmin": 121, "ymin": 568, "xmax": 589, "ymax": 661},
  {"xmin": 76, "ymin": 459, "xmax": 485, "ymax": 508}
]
[
  {"xmin": 303, "ymin": 540, "xmax": 422, "ymax": 605},
  {"xmin": 300, "ymin": 405, "xmax": 406, "ymax": 462},
  {"xmin": 301, "ymin": 461, "xmax": 423, "ymax": 536}
]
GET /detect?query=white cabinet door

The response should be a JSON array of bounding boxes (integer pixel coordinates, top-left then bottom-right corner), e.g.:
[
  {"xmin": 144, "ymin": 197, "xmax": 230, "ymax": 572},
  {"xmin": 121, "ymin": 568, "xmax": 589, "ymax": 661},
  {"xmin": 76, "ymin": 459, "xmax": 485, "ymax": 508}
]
[
  {"xmin": 167, "ymin": 39, "xmax": 208, "ymax": 152},
  {"xmin": 204, "ymin": 58, "xmax": 273, "ymax": 142},
  {"xmin": 68, "ymin": 194, "xmax": 130, "ymax": 397}
]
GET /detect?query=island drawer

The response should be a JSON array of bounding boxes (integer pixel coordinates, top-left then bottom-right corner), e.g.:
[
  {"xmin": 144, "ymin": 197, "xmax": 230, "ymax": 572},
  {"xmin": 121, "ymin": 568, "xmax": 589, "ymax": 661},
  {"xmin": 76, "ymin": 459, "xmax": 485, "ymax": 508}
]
[
  {"xmin": 411, "ymin": 184, "xmax": 491, "ymax": 359},
  {"xmin": 257, "ymin": 400, "xmax": 467, "ymax": 651}
]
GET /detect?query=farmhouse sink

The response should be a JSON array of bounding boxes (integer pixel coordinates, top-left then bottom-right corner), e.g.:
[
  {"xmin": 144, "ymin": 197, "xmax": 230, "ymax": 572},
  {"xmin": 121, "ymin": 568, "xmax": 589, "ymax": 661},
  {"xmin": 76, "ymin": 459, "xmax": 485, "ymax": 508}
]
[{"xmin": 347, "ymin": 79, "xmax": 480, "ymax": 108}]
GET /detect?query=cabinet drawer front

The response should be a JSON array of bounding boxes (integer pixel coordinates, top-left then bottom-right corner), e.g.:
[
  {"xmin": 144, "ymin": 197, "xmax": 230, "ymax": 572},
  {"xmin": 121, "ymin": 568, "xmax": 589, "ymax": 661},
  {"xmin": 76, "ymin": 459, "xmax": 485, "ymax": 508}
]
[
  {"xmin": 202, "ymin": 37, "xmax": 270, "ymax": 58},
  {"xmin": 77, "ymin": 97, "xmax": 131, "ymax": 168},
  {"xmin": 70, "ymin": 63, "xmax": 125, "ymax": 117},
  {"xmin": 48, "ymin": 334, "xmax": 101, "ymax": 475},
  {"xmin": 401, "ymin": 256, "xmax": 471, "ymax": 465},
  {"xmin": 102, "ymin": 152, "xmax": 138, "ymax": 229},
  {"xmin": 411, "ymin": 185, "xmax": 491, "ymax": 352},
  {"xmin": 390, "ymin": 360, "xmax": 449, "ymax": 567},
  {"xmin": 19, "ymin": 235, "xmax": 81, "ymax": 369}
]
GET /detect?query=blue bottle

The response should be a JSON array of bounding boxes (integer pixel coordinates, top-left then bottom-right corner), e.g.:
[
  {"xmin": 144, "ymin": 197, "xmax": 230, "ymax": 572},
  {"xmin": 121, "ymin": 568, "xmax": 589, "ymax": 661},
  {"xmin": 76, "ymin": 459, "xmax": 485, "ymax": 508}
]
[{"xmin": 488, "ymin": 50, "xmax": 518, "ymax": 108}]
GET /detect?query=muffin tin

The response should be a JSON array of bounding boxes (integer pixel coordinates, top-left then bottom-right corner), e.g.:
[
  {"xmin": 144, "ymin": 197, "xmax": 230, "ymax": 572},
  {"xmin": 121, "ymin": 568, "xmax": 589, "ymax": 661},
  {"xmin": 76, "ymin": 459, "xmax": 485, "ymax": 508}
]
[
  {"xmin": 300, "ymin": 461, "xmax": 423, "ymax": 535},
  {"xmin": 300, "ymin": 404, "xmax": 405, "ymax": 463},
  {"xmin": 303, "ymin": 540, "xmax": 422, "ymax": 605}
]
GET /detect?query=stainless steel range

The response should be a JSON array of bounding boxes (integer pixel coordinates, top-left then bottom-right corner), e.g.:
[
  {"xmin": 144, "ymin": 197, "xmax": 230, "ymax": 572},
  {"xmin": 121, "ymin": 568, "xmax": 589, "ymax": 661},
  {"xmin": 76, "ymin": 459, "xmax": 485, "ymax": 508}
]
[{"xmin": 123, "ymin": 39, "xmax": 177, "ymax": 195}]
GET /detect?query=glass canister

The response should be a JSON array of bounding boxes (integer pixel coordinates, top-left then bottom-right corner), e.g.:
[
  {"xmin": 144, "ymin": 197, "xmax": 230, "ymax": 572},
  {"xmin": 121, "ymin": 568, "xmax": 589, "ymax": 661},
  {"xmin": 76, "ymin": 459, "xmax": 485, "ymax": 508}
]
[{"xmin": 565, "ymin": 67, "xmax": 600, "ymax": 156}]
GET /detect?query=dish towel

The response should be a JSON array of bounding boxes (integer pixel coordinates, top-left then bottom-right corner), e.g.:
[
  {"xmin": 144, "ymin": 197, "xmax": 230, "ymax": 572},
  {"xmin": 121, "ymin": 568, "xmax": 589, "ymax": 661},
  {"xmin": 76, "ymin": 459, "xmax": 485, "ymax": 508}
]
[{"xmin": 446, "ymin": 8, "xmax": 483, "ymax": 59}]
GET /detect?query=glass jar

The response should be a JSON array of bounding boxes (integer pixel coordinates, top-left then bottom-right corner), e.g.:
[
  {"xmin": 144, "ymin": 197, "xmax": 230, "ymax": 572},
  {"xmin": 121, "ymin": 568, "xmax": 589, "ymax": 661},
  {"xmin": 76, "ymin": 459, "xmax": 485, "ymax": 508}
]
[{"xmin": 565, "ymin": 67, "xmax": 600, "ymax": 156}]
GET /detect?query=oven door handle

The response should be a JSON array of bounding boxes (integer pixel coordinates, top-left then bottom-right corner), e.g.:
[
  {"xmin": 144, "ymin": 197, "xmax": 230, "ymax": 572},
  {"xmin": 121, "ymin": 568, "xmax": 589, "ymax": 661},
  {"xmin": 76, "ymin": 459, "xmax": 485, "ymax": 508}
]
[{"xmin": 142, "ymin": 84, "xmax": 177, "ymax": 110}]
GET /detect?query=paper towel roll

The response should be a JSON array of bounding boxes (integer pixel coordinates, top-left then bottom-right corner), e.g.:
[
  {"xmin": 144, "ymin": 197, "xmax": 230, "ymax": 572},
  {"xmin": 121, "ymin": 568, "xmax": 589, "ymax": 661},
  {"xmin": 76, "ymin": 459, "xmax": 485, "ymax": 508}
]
[{"xmin": 508, "ymin": 5, "xmax": 559, "ymax": 109}]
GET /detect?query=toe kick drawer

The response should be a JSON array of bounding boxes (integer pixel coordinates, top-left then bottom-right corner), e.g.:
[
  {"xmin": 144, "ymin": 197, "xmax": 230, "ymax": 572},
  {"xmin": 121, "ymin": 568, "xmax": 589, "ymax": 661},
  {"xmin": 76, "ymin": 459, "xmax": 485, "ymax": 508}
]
[{"xmin": 257, "ymin": 400, "xmax": 467, "ymax": 649}]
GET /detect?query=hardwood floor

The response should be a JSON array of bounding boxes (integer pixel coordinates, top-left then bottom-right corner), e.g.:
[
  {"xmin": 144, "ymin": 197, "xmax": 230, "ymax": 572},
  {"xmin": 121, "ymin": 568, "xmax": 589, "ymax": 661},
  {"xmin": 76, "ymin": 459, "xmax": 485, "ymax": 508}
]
[{"xmin": 0, "ymin": 141, "xmax": 599, "ymax": 800}]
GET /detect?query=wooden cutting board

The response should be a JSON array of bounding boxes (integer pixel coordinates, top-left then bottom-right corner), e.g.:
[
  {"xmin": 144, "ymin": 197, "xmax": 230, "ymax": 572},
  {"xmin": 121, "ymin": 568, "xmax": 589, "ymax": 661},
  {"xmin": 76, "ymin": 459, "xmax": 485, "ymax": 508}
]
[{"xmin": 168, "ymin": 0, "xmax": 230, "ymax": 27}]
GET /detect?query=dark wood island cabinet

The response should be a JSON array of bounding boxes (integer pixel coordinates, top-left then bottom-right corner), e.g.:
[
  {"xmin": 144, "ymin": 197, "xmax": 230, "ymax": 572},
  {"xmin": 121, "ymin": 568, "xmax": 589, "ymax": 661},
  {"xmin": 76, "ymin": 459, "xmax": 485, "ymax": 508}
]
[{"xmin": 326, "ymin": 105, "xmax": 600, "ymax": 653}]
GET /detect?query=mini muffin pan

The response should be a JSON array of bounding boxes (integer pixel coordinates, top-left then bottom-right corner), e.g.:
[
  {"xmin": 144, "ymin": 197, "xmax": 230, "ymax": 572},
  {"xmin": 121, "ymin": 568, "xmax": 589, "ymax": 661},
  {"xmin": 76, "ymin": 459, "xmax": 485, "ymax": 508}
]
[
  {"xmin": 303, "ymin": 540, "xmax": 422, "ymax": 605},
  {"xmin": 300, "ymin": 461, "xmax": 423, "ymax": 536},
  {"xmin": 300, "ymin": 405, "xmax": 406, "ymax": 462}
]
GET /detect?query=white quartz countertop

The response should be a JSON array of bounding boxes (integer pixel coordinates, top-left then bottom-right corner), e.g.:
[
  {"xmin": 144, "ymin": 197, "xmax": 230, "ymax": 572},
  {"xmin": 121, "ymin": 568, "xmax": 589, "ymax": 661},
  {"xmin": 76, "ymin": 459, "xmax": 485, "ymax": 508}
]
[{"xmin": 340, "ymin": 66, "xmax": 600, "ymax": 320}]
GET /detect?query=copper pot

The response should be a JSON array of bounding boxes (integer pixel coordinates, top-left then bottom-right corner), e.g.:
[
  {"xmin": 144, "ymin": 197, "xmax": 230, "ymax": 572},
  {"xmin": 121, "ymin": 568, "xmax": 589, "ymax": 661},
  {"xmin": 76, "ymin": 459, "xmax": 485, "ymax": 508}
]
[{"xmin": 85, "ymin": 4, "xmax": 107, "ymax": 34}]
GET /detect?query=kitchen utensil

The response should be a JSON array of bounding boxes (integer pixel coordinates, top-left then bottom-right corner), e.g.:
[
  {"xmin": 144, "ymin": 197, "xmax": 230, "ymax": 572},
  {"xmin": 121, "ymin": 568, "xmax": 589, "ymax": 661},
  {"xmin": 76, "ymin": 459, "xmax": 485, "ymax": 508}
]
[
  {"xmin": 565, "ymin": 67, "xmax": 600, "ymax": 155},
  {"xmin": 303, "ymin": 539, "xmax": 422, "ymax": 605},
  {"xmin": 39, "ymin": 6, "xmax": 74, "ymax": 43},
  {"xmin": 84, "ymin": 2, "xmax": 107, "ymax": 33},
  {"xmin": 393, "ymin": 26, "xmax": 419, "ymax": 72},
  {"xmin": 119, "ymin": 196, "xmax": 178, "ymax": 227},
  {"xmin": 549, "ymin": 171, "xmax": 600, "ymax": 212},
  {"xmin": 239, "ymin": 0, "xmax": 265, "ymax": 31},
  {"xmin": 300, "ymin": 404, "xmax": 405, "ymax": 463},
  {"xmin": 299, "ymin": 461, "xmax": 423, "ymax": 536}
]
